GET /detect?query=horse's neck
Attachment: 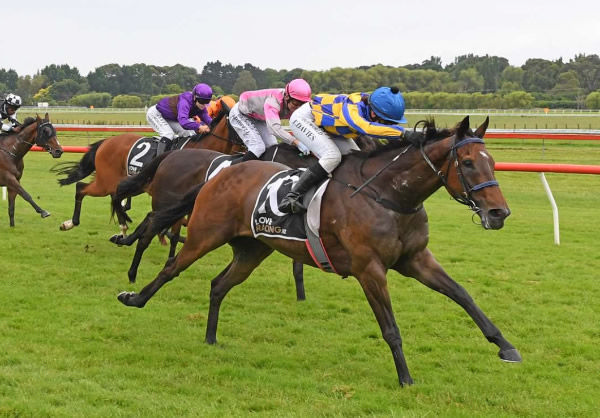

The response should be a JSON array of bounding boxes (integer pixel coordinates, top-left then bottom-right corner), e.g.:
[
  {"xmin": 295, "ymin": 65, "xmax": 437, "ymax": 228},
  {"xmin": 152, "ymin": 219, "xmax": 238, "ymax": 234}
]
[
  {"xmin": 2, "ymin": 124, "xmax": 35, "ymax": 159},
  {"xmin": 359, "ymin": 138, "xmax": 454, "ymax": 208}
]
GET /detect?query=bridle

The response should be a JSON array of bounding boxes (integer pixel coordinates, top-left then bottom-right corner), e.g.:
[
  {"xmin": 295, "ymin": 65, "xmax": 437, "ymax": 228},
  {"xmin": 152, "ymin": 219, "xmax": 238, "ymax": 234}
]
[
  {"xmin": 420, "ymin": 136, "xmax": 498, "ymax": 213},
  {"xmin": 1, "ymin": 119, "xmax": 56, "ymax": 158}
]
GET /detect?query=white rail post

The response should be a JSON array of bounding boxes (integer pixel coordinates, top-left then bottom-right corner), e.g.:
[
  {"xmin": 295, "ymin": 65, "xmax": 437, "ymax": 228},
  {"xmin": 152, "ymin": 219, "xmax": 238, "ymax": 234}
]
[
  {"xmin": 2, "ymin": 186, "xmax": 6, "ymax": 200},
  {"xmin": 539, "ymin": 172, "xmax": 560, "ymax": 245}
]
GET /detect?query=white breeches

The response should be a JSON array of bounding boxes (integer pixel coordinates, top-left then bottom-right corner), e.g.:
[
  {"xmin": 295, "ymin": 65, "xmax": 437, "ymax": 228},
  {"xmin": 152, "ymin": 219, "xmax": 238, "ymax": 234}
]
[
  {"xmin": 229, "ymin": 103, "xmax": 278, "ymax": 157},
  {"xmin": 146, "ymin": 105, "xmax": 195, "ymax": 139},
  {"xmin": 289, "ymin": 102, "xmax": 359, "ymax": 173}
]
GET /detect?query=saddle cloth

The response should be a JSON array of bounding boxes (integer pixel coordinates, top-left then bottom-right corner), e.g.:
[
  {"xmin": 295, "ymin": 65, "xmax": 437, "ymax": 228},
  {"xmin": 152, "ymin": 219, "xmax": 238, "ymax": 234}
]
[
  {"xmin": 126, "ymin": 136, "xmax": 194, "ymax": 176},
  {"xmin": 251, "ymin": 169, "xmax": 329, "ymax": 241}
]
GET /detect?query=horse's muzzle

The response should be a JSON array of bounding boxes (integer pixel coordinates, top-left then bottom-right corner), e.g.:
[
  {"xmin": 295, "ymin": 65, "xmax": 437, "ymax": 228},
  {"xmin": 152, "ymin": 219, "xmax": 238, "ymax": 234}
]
[
  {"xmin": 481, "ymin": 207, "xmax": 510, "ymax": 230},
  {"xmin": 49, "ymin": 148, "xmax": 63, "ymax": 158}
]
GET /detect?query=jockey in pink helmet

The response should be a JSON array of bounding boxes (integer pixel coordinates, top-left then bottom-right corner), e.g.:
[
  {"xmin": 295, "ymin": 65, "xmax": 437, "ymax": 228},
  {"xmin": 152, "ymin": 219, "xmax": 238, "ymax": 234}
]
[{"xmin": 228, "ymin": 79, "xmax": 312, "ymax": 162}]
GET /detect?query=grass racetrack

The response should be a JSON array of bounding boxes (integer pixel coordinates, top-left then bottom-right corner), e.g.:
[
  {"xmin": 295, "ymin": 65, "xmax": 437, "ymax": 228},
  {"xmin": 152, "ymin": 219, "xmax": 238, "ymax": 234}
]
[{"xmin": 0, "ymin": 138, "xmax": 599, "ymax": 416}]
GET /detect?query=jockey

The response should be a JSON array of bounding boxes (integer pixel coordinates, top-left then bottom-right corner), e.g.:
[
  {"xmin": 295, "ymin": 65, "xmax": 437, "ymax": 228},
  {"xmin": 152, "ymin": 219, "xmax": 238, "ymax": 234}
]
[
  {"xmin": 1, "ymin": 93, "xmax": 23, "ymax": 133},
  {"xmin": 278, "ymin": 86, "xmax": 407, "ymax": 214},
  {"xmin": 146, "ymin": 83, "xmax": 213, "ymax": 154},
  {"xmin": 206, "ymin": 95, "xmax": 236, "ymax": 119},
  {"xmin": 229, "ymin": 79, "xmax": 312, "ymax": 162}
]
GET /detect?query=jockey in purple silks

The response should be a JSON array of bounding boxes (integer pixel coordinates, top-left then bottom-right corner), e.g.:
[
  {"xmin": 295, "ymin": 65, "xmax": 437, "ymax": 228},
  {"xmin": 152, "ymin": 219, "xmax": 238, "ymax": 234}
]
[{"xmin": 146, "ymin": 83, "xmax": 213, "ymax": 154}]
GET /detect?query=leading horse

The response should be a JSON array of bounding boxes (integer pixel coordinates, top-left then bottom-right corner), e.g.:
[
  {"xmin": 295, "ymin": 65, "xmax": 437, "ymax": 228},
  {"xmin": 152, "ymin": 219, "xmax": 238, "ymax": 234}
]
[
  {"xmin": 0, "ymin": 114, "xmax": 63, "ymax": 226},
  {"xmin": 117, "ymin": 116, "xmax": 521, "ymax": 386},
  {"xmin": 53, "ymin": 102, "xmax": 243, "ymax": 234}
]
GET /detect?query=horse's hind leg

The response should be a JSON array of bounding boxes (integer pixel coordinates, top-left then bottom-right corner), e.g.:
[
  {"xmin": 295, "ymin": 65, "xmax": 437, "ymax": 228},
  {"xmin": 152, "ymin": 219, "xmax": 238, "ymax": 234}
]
[
  {"xmin": 117, "ymin": 216, "xmax": 234, "ymax": 308},
  {"xmin": 205, "ymin": 237, "xmax": 274, "ymax": 344},
  {"xmin": 394, "ymin": 248, "xmax": 522, "ymax": 363},
  {"xmin": 60, "ymin": 181, "xmax": 88, "ymax": 230}
]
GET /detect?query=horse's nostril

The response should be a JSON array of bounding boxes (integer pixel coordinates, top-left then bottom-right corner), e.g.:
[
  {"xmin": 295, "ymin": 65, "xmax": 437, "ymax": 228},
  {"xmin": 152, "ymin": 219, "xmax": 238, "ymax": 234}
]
[{"xmin": 489, "ymin": 208, "xmax": 509, "ymax": 219}]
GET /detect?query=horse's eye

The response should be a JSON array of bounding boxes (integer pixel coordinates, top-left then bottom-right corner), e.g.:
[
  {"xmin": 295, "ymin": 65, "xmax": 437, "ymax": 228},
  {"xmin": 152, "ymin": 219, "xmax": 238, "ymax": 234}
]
[{"xmin": 462, "ymin": 159, "xmax": 474, "ymax": 168}]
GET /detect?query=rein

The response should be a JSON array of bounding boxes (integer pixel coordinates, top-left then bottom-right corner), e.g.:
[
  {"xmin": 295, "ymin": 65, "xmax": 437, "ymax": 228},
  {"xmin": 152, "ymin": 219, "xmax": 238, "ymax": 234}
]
[{"xmin": 420, "ymin": 136, "xmax": 498, "ymax": 212}]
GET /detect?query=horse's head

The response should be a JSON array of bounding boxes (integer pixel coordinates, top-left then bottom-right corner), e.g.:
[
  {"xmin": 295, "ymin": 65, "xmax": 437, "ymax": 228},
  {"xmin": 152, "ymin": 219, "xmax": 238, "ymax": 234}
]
[
  {"xmin": 443, "ymin": 116, "xmax": 510, "ymax": 230},
  {"xmin": 35, "ymin": 113, "xmax": 63, "ymax": 158}
]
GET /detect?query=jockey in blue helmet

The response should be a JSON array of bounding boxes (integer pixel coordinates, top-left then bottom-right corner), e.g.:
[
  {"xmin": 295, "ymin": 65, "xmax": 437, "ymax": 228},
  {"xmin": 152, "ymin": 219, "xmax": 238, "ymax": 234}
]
[{"xmin": 278, "ymin": 86, "xmax": 408, "ymax": 214}]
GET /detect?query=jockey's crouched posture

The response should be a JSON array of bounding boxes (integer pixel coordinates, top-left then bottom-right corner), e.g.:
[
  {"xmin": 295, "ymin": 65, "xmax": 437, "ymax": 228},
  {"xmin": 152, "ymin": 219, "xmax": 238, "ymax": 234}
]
[
  {"xmin": 278, "ymin": 86, "xmax": 408, "ymax": 214},
  {"xmin": 146, "ymin": 83, "xmax": 213, "ymax": 155},
  {"xmin": 1, "ymin": 93, "xmax": 23, "ymax": 134}
]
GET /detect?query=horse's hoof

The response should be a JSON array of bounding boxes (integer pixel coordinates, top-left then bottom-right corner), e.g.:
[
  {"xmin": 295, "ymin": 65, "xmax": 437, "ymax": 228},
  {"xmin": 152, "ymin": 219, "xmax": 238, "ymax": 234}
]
[
  {"xmin": 41, "ymin": 211, "xmax": 50, "ymax": 218},
  {"xmin": 109, "ymin": 234, "xmax": 124, "ymax": 246},
  {"xmin": 60, "ymin": 220, "xmax": 74, "ymax": 231},
  {"xmin": 499, "ymin": 348, "xmax": 522, "ymax": 363},
  {"xmin": 117, "ymin": 291, "xmax": 139, "ymax": 307}
]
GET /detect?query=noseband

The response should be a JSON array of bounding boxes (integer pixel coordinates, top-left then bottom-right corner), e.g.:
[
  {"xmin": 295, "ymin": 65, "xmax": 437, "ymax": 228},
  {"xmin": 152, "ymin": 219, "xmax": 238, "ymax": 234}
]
[{"xmin": 420, "ymin": 136, "xmax": 498, "ymax": 212}]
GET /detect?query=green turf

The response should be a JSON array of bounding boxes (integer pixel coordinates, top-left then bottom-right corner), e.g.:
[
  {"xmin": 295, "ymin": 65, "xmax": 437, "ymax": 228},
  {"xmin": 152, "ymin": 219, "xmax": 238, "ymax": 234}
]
[{"xmin": 0, "ymin": 141, "xmax": 598, "ymax": 416}]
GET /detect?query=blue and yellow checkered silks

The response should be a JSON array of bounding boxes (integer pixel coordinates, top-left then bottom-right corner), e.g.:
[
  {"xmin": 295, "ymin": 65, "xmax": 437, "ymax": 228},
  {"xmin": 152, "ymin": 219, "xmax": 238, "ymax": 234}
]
[{"xmin": 311, "ymin": 93, "xmax": 405, "ymax": 139}]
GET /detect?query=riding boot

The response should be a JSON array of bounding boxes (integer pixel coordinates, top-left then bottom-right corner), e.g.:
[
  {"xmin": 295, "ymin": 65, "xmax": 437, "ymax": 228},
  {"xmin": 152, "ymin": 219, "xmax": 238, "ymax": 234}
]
[
  {"xmin": 231, "ymin": 151, "xmax": 259, "ymax": 165},
  {"xmin": 278, "ymin": 163, "xmax": 329, "ymax": 214},
  {"xmin": 156, "ymin": 137, "xmax": 173, "ymax": 155}
]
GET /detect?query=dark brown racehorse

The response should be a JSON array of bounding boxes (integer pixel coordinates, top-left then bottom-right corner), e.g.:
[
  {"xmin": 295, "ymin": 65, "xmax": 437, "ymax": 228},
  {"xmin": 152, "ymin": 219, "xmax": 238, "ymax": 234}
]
[
  {"xmin": 110, "ymin": 144, "xmax": 317, "ymax": 299},
  {"xmin": 117, "ymin": 116, "xmax": 522, "ymax": 386},
  {"xmin": 0, "ymin": 114, "xmax": 63, "ymax": 226},
  {"xmin": 53, "ymin": 103, "xmax": 243, "ymax": 234}
]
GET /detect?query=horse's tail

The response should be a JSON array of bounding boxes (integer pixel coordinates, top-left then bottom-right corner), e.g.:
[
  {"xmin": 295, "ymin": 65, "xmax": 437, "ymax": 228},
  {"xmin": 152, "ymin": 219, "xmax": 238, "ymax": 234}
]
[
  {"xmin": 51, "ymin": 140, "xmax": 104, "ymax": 185},
  {"xmin": 111, "ymin": 151, "xmax": 173, "ymax": 221},
  {"xmin": 147, "ymin": 183, "xmax": 205, "ymax": 237}
]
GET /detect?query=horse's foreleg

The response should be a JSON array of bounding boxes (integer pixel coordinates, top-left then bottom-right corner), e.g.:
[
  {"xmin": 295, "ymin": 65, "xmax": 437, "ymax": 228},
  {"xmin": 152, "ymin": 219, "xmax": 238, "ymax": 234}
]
[
  {"xmin": 4, "ymin": 179, "xmax": 50, "ymax": 223},
  {"xmin": 355, "ymin": 259, "xmax": 414, "ymax": 387},
  {"xmin": 7, "ymin": 188, "xmax": 17, "ymax": 227},
  {"xmin": 394, "ymin": 248, "xmax": 521, "ymax": 363},
  {"xmin": 205, "ymin": 238, "xmax": 273, "ymax": 345},
  {"xmin": 292, "ymin": 260, "xmax": 306, "ymax": 301}
]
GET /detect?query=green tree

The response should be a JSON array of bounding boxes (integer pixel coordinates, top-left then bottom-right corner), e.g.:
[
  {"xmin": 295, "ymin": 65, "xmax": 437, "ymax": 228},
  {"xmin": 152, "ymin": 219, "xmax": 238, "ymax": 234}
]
[
  {"xmin": 584, "ymin": 91, "xmax": 600, "ymax": 109},
  {"xmin": 163, "ymin": 84, "xmax": 183, "ymax": 94},
  {"xmin": 567, "ymin": 54, "xmax": 600, "ymax": 93},
  {"xmin": 69, "ymin": 92, "xmax": 112, "ymax": 107},
  {"xmin": 41, "ymin": 64, "xmax": 82, "ymax": 83},
  {"xmin": 0, "ymin": 68, "xmax": 19, "ymax": 90},
  {"xmin": 50, "ymin": 79, "xmax": 85, "ymax": 103},
  {"xmin": 457, "ymin": 68, "xmax": 484, "ymax": 92},
  {"xmin": 33, "ymin": 87, "xmax": 56, "ymax": 105},
  {"xmin": 112, "ymin": 94, "xmax": 143, "ymax": 108},
  {"xmin": 502, "ymin": 91, "xmax": 534, "ymax": 108},
  {"xmin": 232, "ymin": 70, "xmax": 257, "ymax": 95},
  {"xmin": 521, "ymin": 58, "xmax": 561, "ymax": 92},
  {"xmin": 552, "ymin": 71, "xmax": 582, "ymax": 99}
]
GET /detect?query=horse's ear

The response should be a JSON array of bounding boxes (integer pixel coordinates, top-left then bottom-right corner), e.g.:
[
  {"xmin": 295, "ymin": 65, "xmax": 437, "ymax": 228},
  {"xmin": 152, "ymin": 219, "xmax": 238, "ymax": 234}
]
[
  {"xmin": 474, "ymin": 116, "xmax": 489, "ymax": 138},
  {"xmin": 456, "ymin": 116, "xmax": 470, "ymax": 138},
  {"xmin": 45, "ymin": 112, "xmax": 50, "ymax": 121},
  {"xmin": 36, "ymin": 113, "xmax": 41, "ymax": 121}
]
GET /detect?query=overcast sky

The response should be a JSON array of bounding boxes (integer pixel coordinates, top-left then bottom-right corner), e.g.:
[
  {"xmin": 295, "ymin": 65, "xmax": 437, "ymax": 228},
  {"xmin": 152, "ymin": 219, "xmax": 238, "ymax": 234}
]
[{"xmin": 12, "ymin": 0, "xmax": 600, "ymax": 77}]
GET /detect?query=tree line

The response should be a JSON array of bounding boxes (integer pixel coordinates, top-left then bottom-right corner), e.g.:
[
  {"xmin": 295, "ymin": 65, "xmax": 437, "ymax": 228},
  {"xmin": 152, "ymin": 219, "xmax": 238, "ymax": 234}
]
[{"xmin": 2, "ymin": 54, "xmax": 600, "ymax": 109}]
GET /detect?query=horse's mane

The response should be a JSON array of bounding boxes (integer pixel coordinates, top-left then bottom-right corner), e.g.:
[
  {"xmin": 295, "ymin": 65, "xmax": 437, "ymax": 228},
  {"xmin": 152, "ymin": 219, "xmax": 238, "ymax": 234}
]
[
  {"xmin": 22, "ymin": 117, "xmax": 36, "ymax": 127},
  {"xmin": 352, "ymin": 119, "xmax": 456, "ymax": 160}
]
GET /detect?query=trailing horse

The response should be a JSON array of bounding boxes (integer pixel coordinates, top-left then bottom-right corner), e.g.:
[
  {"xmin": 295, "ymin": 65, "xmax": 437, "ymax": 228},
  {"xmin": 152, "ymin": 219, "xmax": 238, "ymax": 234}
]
[
  {"xmin": 53, "ymin": 101, "xmax": 243, "ymax": 235},
  {"xmin": 117, "ymin": 116, "xmax": 521, "ymax": 385},
  {"xmin": 0, "ymin": 114, "xmax": 63, "ymax": 226}
]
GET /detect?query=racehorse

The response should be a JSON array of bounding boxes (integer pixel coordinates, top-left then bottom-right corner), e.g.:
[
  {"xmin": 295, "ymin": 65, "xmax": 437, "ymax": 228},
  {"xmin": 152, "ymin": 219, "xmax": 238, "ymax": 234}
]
[
  {"xmin": 110, "ymin": 144, "xmax": 317, "ymax": 299},
  {"xmin": 117, "ymin": 116, "xmax": 522, "ymax": 386},
  {"xmin": 0, "ymin": 114, "xmax": 63, "ymax": 226},
  {"xmin": 53, "ymin": 101, "xmax": 243, "ymax": 234}
]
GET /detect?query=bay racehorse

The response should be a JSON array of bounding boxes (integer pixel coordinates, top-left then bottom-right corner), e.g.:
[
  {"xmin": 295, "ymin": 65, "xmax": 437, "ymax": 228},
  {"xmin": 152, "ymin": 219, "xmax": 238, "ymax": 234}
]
[
  {"xmin": 110, "ymin": 144, "xmax": 317, "ymax": 299},
  {"xmin": 0, "ymin": 114, "xmax": 63, "ymax": 226},
  {"xmin": 53, "ymin": 101, "xmax": 243, "ymax": 234},
  {"xmin": 117, "ymin": 116, "xmax": 522, "ymax": 385}
]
